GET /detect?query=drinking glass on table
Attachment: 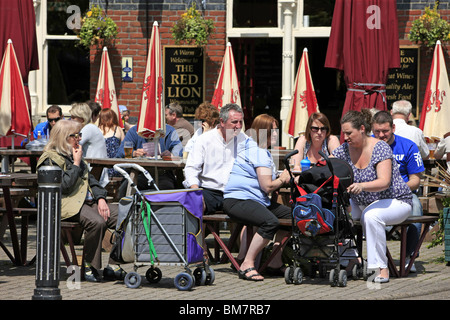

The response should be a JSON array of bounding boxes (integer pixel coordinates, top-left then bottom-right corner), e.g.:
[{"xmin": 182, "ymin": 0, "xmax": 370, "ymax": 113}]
[
  {"xmin": 124, "ymin": 141, "xmax": 133, "ymax": 159},
  {"xmin": 289, "ymin": 157, "xmax": 297, "ymax": 171}
]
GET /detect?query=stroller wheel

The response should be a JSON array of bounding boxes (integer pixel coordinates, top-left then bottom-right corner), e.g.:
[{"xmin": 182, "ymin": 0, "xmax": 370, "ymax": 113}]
[
  {"xmin": 284, "ymin": 267, "xmax": 293, "ymax": 284},
  {"xmin": 293, "ymin": 267, "xmax": 303, "ymax": 285},
  {"xmin": 193, "ymin": 267, "xmax": 207, "ymax": 286},
  {"xmin": 174, "ymin": 272, "xmax": 194, "ymax": 291},
  {"xmin": 338, "ymin": 269, "xmax": 347, "ymax": 287},
  {"xmin": 124, "ymin": 272, "xmax": 142, "ymax": 289},
  {"xmin": 145, "ymin": 267, "xmax": 162, "ymax": 284},
  {"xmin": 329, "ymin": 269, "xmax": 337, "ymax": 287}
]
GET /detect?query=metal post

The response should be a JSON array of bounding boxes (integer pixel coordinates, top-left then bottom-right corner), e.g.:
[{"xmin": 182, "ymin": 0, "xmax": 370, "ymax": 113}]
[{"xmin": 32, "ymin": 166, "xmax": 63, "ymax": 300}]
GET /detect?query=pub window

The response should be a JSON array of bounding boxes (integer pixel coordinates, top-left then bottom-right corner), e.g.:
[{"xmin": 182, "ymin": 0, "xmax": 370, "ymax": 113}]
[
  {"xmin": 47, "ymin": 40, "xmax": 90, "ymax": 105},
  {"xmin": 233, "ymin": 0, "xmax": 277, "ymax": 28},
  {"xmin": 303, "ymin": 0, "xmax": 335, "ymax": 27},
  {"xmin": 46, "ymin": 0, "xmax": 90, "ymax": 105}
]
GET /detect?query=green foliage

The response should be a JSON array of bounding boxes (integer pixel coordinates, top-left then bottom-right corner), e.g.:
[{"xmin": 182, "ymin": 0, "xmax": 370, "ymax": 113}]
[
  {"xmin": 171, "ymin": 3, "xmax": 215, "ymax": 46},
  {"xmin": 76, "ymin": 5, "xmax": 118, "ymax": 49},
  {"xmin": 427, "ymin": 197, "xmax": 450, "ymax": 249},
  {"xmin": 409, "ymin": 2, "xmax": 450, "ymax": 48}
]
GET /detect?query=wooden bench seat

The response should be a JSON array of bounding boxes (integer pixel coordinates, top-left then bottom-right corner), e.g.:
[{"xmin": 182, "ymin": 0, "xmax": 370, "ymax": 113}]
[
  {"xmin": 355, "ymin": 215, "xmax": 439, "ymax": 277},
  {"xmin": 203, "ymin": 212, "xmax": 438, "ymax": 278},
  {"xmin": 202, "ymin": 212, "xmax": 292, "ymax": 273},
  {"xmin": 60, "ymin": 221, "xmax": 85, "ymax": 275},
  {"xmin": 0, "ymin": 205, "xmax": 84, "ymax": 272}
]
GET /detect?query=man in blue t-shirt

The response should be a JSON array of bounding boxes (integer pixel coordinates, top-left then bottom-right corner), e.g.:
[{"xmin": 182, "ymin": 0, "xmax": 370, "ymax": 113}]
[
  {"xmin": 33, "ymin": 105, "xmax": 63, "ymax": 139},
  {"xmin": 372, "ymin": 111, "xmax": 424, "ymax": 272}
]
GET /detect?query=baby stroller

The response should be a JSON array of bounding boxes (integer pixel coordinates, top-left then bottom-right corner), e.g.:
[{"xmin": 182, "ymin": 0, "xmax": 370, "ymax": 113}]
[
  {"xmin": 110, "ymin": 163, "xmax": 213, "ymax": 291},
  {"xmin": 283, "ymin": 150, "xmax": 366, "ymax": 287}
]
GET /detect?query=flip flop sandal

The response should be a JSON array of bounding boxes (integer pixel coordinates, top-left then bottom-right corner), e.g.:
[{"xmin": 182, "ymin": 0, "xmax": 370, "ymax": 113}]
[{"xmin": 238, "ymin": 267, "xmax": 264, "ymax": 281}]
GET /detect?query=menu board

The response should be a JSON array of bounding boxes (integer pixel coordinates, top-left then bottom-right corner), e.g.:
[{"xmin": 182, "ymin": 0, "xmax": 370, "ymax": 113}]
[
  {"xmin": 163, "ymin": 46, "xmax": 205, "ymax": 116},
  {"xmin": 386, "ymin": 46, "xmax": 420, "ymax": 118}
]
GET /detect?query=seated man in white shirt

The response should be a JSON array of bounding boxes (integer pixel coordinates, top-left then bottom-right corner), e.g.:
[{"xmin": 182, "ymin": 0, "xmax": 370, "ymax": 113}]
[
  {"xmin": 391, "ymin": 100, "xmax": 429, "ymax": 159},
  {"xmin": 183, "ymin": 103, "xmax": 246, "ymax": 214}
]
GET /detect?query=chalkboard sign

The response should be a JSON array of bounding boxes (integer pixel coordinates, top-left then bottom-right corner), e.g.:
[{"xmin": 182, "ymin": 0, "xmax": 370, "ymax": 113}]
[
  {"xmin": 386, "ymin": 46, "xmax": 420, "ymax": 118},
  {"xmin": 163, "ymin": 46, "xmax": 205, "ymax": 116}
]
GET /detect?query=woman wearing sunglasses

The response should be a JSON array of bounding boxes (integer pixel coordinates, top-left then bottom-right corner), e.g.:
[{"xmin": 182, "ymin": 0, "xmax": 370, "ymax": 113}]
[
  {"xmin": 292, "ymin": 112, "xmax": 340, "ymax": 170},
  {"xmin": 37, "ymin": 120, "xmax": 123, "ymax": 283}
]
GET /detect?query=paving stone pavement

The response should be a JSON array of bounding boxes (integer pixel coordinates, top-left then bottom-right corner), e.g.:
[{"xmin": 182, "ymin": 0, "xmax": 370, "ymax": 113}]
[{"xmin": 1, "ymin": 220, "xmax": 450, "ymax": 305}]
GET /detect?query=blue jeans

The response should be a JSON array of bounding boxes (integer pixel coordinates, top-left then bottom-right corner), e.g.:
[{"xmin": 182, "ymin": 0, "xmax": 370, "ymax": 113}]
[{"xmin": 406, "ymin": 193, "xmax": 423, "ymax": 258}]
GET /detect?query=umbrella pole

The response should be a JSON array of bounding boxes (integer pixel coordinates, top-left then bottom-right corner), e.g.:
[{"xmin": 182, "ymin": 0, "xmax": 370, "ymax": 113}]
[{"xmin": 11, "ymin": 136, "xmax": 15, "ymax": 172}]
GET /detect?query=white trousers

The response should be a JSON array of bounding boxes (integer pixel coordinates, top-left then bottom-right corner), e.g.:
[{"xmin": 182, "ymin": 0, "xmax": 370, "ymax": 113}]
[{"xmin": 350, "ymin": 198, "xmax": 412, "ymax": 269}]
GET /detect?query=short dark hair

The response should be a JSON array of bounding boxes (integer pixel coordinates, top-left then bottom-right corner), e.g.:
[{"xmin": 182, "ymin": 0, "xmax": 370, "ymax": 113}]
[
  {"xmin": 86, "ymin": 100, "xmax": 101, "ymax": 118},
  {"xmin": 46, "ymin": 105, "xmax": 62, "ymax": 117},
  {"xmin": 372, "ymin": 110, "xmax": 393, "ymax": 127}
]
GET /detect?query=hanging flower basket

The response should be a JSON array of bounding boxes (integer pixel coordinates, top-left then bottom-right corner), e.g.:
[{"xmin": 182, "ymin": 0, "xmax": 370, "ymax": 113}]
[
  {"xmin": 409, "ymin": 2, "xmax": 450, "ymax": 48},
  {"xmin": 171, "ymin": 3, "xmax": 215, "ymax": 46},
  {"xmin": 76, "ymin": 5, "xmax": 118, "ymax": 49}
]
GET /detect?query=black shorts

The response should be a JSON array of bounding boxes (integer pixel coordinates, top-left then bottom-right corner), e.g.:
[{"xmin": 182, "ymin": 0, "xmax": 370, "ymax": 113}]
[{"xmin": 202, "ymin": 188, "xmax": 224, "ymax": 215}]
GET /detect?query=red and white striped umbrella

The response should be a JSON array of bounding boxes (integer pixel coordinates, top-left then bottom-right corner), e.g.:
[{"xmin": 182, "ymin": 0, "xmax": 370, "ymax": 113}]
[
  {"xmin": 0, "ymin": 39, "xmax": 31, "ymax": 138},
  {"xmin": 284, "ymin": 48, "xmax": 319, "ymax": 138},
  {"xmin": 211, "ymin": 42, "xmax": 241, "ymax": 110},
  {"xmin": 137, "ymin": 21, "xmax": 165, "ymax": 139},
  {"xmin": 95, "ymin": 46, "xmax": 122, "ymax": 127},
  {"xmin": 419, "ymin": 40, "xmax": 450, "ymax": 140}
]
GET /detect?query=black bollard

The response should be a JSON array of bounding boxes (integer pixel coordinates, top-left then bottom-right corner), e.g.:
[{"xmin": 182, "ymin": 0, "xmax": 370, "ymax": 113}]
[{"xmin": 32, "ymin": 166, "xmax": 63, "ymax": 300}]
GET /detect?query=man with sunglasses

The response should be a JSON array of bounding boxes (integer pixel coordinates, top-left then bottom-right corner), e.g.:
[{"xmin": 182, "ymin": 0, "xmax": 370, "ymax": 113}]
[{"xmin": 33, "ymin": 105, "xmax": 63, "ymax": 139}]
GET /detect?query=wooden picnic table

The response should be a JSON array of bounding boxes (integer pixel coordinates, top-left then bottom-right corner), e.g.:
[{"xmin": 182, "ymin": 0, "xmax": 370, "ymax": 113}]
[
  {"xmin": 0, "ymin": 173, "xmax": 37, "ymax": 265},
  {"xmin": 0, "ymin": 148, "xmax": 43, "ymax": 173}
]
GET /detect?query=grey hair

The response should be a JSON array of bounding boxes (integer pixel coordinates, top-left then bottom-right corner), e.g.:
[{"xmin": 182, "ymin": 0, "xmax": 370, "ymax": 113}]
[
  {"xmin": 166, "ymin": 102, "xmax": 183, "ymax": 117},
  {"xmin": 219, "ymin": 103, "xmax": 243, "ymax": 122},
  {"xmin": 391, "ymin": 100, "xmax": 412, "ymax": 116}
]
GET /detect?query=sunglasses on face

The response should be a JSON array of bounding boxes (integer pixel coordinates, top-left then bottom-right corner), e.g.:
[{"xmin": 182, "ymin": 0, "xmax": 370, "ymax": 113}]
[
  {"xmin": 48, "ymin": 117, "xmax": 60, "ymax": 123},
  {"xmin": 310, "ymin": 126, "xmax": 328, "ymax": 133},
  {"xmin": 68, "ymin": 132, "xmax": 82, "ymax": 139}
]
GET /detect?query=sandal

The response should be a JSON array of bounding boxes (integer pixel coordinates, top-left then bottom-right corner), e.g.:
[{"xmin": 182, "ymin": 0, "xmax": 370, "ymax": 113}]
[{"xmin": 238, "ymin": 267, "xmax": 264, "ymax": 281}]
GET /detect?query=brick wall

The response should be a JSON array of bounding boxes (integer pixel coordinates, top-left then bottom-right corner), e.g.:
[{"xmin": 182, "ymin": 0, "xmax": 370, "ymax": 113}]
[
  {"xmin": 89, "ymin": 0, "xmax": 449, "ymax": 119},
  {"xmin": 89, "ymin": 0, "xmax": 226, "ymax": 118},
  {"xmin": 397, "ymin": 1, "xmax": 450, "ymax": 110}
]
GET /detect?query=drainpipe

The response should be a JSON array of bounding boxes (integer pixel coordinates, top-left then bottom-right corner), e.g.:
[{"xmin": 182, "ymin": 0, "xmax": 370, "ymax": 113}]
[{"xmin": 279, "ymin": 0, "xmax": 296, "ymax": 148}]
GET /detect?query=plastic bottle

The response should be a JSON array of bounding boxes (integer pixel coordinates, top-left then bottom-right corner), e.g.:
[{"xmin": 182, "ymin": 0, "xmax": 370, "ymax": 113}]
[
  {"xmin": 300, "ymin": 156, "xmax": 311, "ymax": 172},
  {"xmin": 37, "ymin": 131, "xmax": 41, "ymax": 140}
]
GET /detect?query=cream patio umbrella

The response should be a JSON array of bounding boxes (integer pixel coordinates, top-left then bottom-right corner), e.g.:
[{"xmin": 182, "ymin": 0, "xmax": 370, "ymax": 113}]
[
  {"xmin": 95, "ymin": 46, "xmax": 122, "ymax": 127},
  {"xmin": 136, "ymin": 21, "xmax": 165, "ymax": 159},
  {"xmin": 284, "ymin": 48, "xmax": 319, "ymax": 139},
  {"xmin": 211, "ymin": 42, "xmax": 241, "ymax": 109},
  {"xmin": 0, "ymin": 39, "xmax": 32, "ymax": 146},
  {"xmin": 419, "ymin": 40, "xmax": 450, "ymax": 141}
]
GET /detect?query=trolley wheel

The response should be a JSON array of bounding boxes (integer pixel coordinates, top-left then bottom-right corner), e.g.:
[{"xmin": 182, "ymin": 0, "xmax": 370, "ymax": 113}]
[
  {"xmin": 338, "ymin": 269, "xmax": 347, "ymax": 287},
  {"xmin": 145, "ymin": 267, "xmax": 162, "ymax": 284},
  {"xmin": 205, "ymin": 265, "xmax": 215, "ymax": 285},
  {"xmin": 174, "ymin": 272, "xmax": 194, "ymax": 291},
  {"xmin": 193, "ymin": 267, "xmax": 207, "ymax": 286},
  {"xmin": 293, "ymin": 267, "xmax": 303, "ymax": 285},
  {"xmin": 124, "ymin": 272, "xmax": 142, "ymax": 289},
  {"xmin": 284, "ymin": 267, "xmax": 293, "ymax": 284}
]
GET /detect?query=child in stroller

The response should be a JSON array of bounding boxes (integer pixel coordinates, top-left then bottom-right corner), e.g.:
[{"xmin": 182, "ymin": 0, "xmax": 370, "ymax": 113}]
[{"xmin": 284, "ymin": 150, "xmax": 365, "ymax": 287}]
